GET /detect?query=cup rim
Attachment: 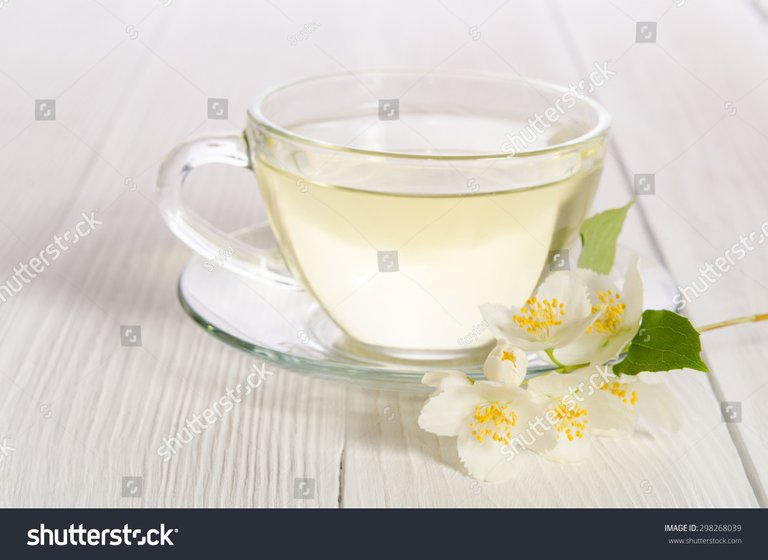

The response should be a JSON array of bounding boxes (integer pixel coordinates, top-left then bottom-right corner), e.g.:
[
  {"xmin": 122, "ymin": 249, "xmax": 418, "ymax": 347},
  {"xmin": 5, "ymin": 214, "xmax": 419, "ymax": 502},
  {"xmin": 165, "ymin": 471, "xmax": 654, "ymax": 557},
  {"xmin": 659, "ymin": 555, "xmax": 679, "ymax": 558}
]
[{"xmin": 247, "ymin": 69, "xmax": 611, "ymax": 161}]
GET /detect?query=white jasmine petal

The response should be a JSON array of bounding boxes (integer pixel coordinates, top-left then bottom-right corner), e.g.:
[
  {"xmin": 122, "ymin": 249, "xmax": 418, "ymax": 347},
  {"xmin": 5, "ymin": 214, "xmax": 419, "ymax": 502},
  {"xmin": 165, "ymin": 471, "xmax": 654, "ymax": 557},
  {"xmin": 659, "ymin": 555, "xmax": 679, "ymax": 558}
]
[
  {"xmin": 418, "ymin": 386, "xmax": 478, "ymax": 437},
  {"xmin": 621, "ymin": 254, "xmax": 644, "ymax": 327},
  {"xmin": 457, "ymin": 430, "xmax": 512, "ymax": 482},
  {"xmin": 421, "ymin": 370, "xmax": 471, "ymax": 390},
  {"xmin": 587, "ymin": 390, "xmax": 636, "ymax": 436},
  {"xmin": 478, "ymin": 302, "xmax": 518, "ymax": 341},
  {"xmin": 543, "ymin": 436, "xmax": 591, "ymax": 463},
  {"xmin": 632, "ymin": 378, "xmax": 682, "ymax": 431},
  {"xmin": 598, "ymin": 369, "xmax": 682, "ymax": 432},
  {"xmin": 527, "ymin": 371, "xmax": 591, "ymax": 397},
  {"xmin": 636, "ymin": 371, "xmax": 665, "ymax": 384},
  {"xmin": 480, "ymin": 270, "xmax": 596, "ymax": 353}
]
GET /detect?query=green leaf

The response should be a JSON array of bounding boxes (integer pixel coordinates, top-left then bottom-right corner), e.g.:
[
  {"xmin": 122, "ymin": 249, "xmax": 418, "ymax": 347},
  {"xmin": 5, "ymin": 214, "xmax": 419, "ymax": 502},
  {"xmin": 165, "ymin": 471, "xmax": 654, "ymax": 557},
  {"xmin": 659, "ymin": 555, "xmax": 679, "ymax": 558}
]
[
  {"xmin": 613, "ymin": 309, "xmax": 709, "ymax": 375},
  {"xmin": 578, "ymin": 200, "xmax": 635, "ymax": 274}
]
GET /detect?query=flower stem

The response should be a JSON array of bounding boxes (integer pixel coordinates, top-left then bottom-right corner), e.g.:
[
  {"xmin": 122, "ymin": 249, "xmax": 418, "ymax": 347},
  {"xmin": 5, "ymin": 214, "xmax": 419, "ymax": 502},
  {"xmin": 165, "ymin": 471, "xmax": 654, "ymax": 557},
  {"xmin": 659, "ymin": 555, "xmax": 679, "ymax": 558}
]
[
  {"xmin": 545, "ymin": 348, "xmax": 564, "ymax": 368},
  {"xmin": 544, "ymin": 349, "xmax": 588, "ymax": 373},
  {"xmin": 697, "ymin": 313, "xmax": 768, "ymax": 333}
]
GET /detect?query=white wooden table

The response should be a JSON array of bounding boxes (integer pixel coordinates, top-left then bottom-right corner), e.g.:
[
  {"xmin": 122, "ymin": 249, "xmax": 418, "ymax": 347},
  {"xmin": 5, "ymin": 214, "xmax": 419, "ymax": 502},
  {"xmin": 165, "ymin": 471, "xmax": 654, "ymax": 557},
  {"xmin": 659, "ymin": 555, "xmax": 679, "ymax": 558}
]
[{"xmin": 0, "ymin": 0, "xmax": 766, "ymax": 507}]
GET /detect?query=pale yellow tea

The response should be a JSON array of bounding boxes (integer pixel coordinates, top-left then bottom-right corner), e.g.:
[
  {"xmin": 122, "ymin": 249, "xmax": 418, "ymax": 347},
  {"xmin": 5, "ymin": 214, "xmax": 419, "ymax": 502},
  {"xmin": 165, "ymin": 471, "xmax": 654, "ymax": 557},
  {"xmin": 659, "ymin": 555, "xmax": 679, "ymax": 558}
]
[{"xmin": 255, "ymin": 152, "xmax": 600, "ymax": 352}]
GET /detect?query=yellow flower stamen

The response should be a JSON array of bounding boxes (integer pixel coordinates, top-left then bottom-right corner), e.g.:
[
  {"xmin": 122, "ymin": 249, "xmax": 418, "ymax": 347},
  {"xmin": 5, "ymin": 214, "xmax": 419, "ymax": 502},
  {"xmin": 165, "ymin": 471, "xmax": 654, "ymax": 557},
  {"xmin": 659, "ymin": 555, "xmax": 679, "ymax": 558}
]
[
  {"xmin": 587, "ymin": 289, "xmax": 626, "ymax": 335},
  {"xmin": 550, "ymin": 400, "xmax": 589, "ymax": 441},
  {"xmin": 513, "ymin": 296, "xmax": 565, "ymax": 339},
  {"xmin": 601, "ymin": 381, "xmax": 638, "ymax": 407},
  {"xmin": 501, "ymin": 351, "xmax": 517, "ymax": 365},
  {"xmin": 469, "ymin": 402, "xmax": 518, "ymax": 445}
]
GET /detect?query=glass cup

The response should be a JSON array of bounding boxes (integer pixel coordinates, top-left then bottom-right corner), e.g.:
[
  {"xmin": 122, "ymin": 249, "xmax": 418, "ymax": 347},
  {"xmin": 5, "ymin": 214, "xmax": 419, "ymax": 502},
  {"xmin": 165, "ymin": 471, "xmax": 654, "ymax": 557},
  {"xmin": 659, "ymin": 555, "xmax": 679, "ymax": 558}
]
[{"xmin": 158, "ymin": 71, "xmax": 610, "ymax": 361}]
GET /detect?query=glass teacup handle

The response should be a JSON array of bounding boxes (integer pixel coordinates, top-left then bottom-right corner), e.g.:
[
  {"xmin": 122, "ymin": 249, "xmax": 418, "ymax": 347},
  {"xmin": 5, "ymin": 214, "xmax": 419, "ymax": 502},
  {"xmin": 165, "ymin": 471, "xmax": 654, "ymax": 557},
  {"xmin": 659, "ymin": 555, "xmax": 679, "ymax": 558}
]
[{"xmin": 157, "ymin": 131, "xmax": 300, "ymax": 289}]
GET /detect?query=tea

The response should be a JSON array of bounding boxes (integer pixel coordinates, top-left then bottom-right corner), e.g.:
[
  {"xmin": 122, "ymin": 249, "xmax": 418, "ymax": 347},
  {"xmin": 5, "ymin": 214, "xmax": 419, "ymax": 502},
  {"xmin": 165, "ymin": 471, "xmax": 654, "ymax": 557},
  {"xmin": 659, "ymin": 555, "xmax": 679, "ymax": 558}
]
[{"xmin": 255, "ymin": 154, "xmax": 600, "ymax": 352}]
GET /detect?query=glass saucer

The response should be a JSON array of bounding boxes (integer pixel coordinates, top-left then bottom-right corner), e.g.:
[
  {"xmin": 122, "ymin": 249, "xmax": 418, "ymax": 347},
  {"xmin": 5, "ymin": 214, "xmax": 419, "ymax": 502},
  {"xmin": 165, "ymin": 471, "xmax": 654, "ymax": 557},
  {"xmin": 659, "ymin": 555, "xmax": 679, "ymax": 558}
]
[{"xmin": 177, "ymin": 223, "xmax": 679, "ymax": 392}]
